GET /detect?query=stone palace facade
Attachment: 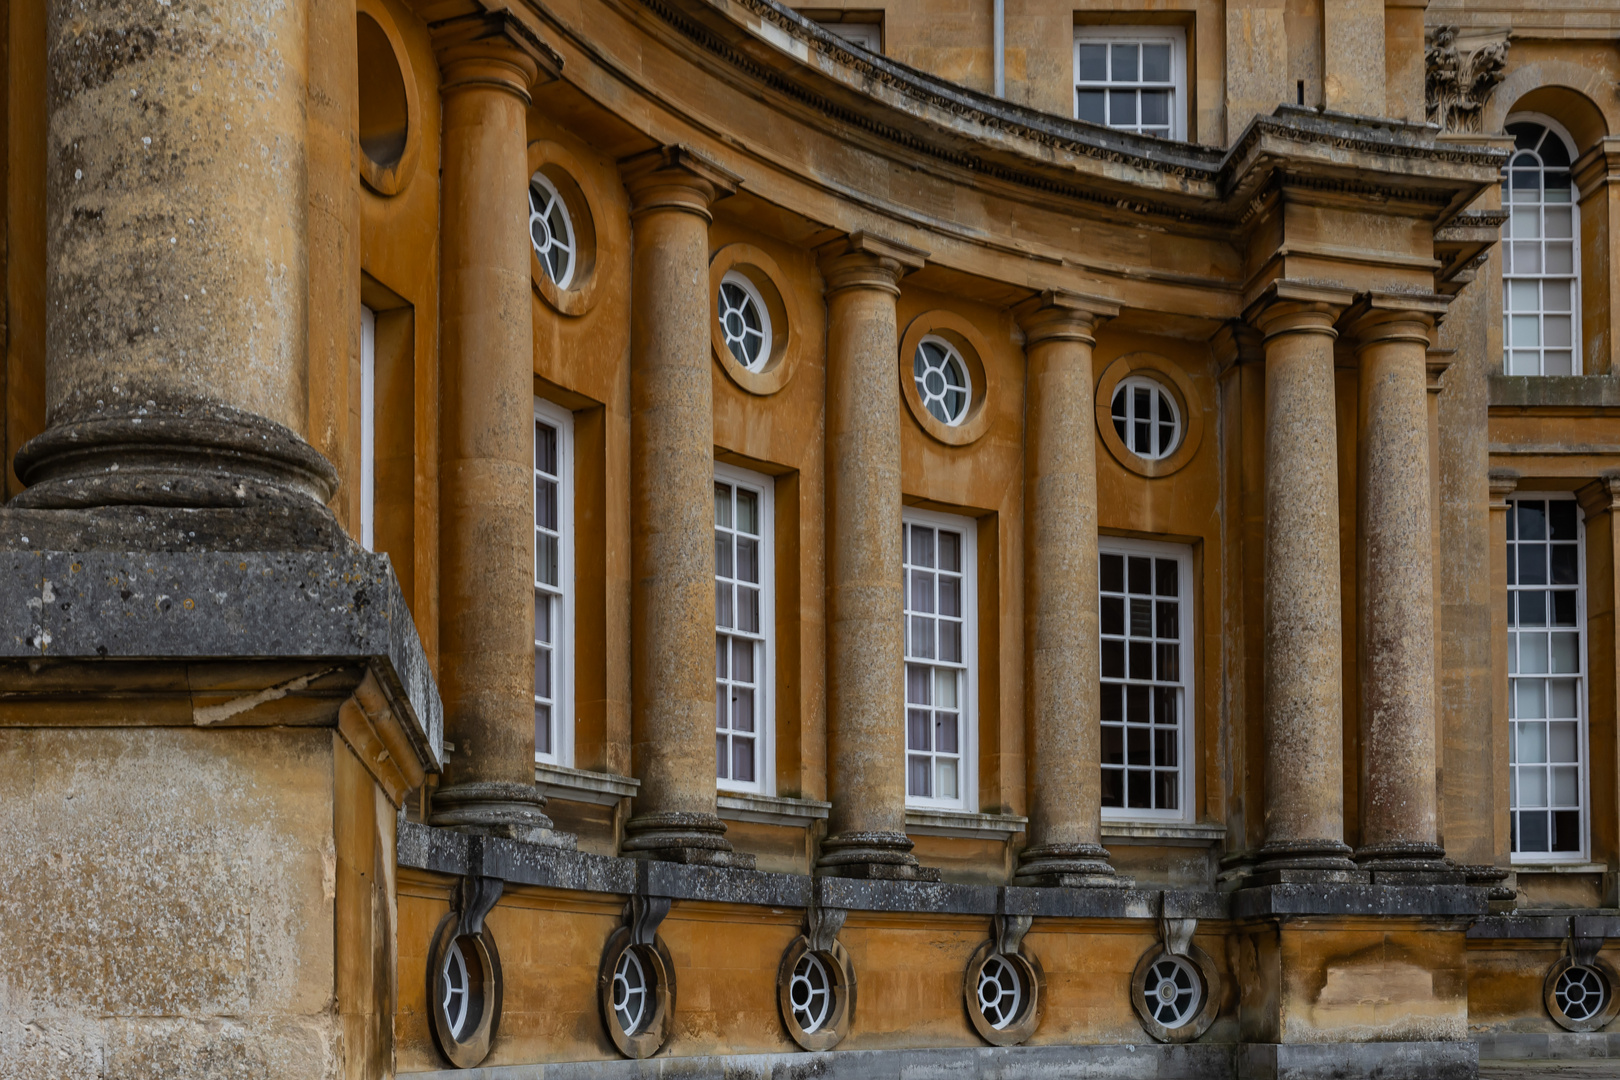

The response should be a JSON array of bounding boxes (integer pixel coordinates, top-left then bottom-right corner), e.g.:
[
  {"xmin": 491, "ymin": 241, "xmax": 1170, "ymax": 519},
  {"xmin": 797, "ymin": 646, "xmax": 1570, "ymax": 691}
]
[{"xmin": 3, "ymin": 0, "xmax": 1620, "ymax": 1077}]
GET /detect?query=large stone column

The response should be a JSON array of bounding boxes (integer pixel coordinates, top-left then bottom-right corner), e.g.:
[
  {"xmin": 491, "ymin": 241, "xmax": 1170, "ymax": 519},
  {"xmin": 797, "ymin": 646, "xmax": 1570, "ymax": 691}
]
[
  {"xmin": 620, "ymin": 146, "xmax": 751, "ymax": 866},
  {"xmin": 816, "ymin": 232, "xmax": 931, "ymax": 881},
  {"xmin": 428, "ymin": 14, "xmax": 568, "ymax": 844},
  {"xmin": 15, "ymin": 0, "xmax": 338, "ymax": 532},
  {"xmin": 1348, "ymin": 297, "xmax": 1451, "ymax": 877},
  {"xmin": 1013, "ymin": 290, "xmax": 1124, "ymax": 888},
  {"xmin": 1250, "ymin": 286, "xmax": 1360, "ymax": 880}
]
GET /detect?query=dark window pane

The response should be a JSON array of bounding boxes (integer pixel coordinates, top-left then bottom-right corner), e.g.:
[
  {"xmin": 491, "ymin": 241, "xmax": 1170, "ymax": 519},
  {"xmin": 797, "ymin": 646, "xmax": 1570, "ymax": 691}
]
[
  {"xmin": 939, "ymin": 532, "xmax": 960, "ymax": 573},
  {"xmin": 733, "ymin": 737, "xmax": 754, "ymax": 782},
  {"xmin": 1078, "ymin": 43, "xmax": 1107, "ymax": 81},
  {"xmin": 1550, "ymin": 500, "xmax": 1577, "ymax": 540},
  {"xmin": 1518, "ymin": 808, "xmax": 1550, "ymax": 853},
  {"xmin": 1156, "ymin": 642, "xmax": 1179, "ymax": 682},
  {"xmin": 1102, "ymin": 725, "xmax": 1125, "ymax": 765},
  {"xmin": 1110, "ymin": 89, "xmax": 1137, "ymax": 126},
  {"xmin": 911, "ymin": 525, "xmax": 934, "ymax": 568},
  {"xmin": 1102, "ymin": 596, "xmax": 1125, "ymax": 636},
  {"xmin": 1101, "ymin": 553, "xmax": 1125, "ymax": 593},
  {"xmin": 1078, "ymin": 89, "xmax": 1106, "ymax": 124},
  {"xmin": 536, "ymin": 422, "xmax": 557, "ymax": 473},
  {"xmin": 1101, "ymin": 682, "xmax": 1123, "ymax": 721},
  {"xmin": 1154, "ymin": 728, "xmax": 1177, "ymax": 768},
  {"xmin": 1154, "ymin": 686, "xmax": 1176, "ymax": 726},
  {"xmin": 1134, "ymin": 420, "xmax": 1150, "ymax": 451},
  {"xmin": 1111, "ymin": 42, "xmax": 1138, "ymax": 80},
  {"xmin": 717, "ymin": 734, "xmax": 729, "ymax": 778},
  {"xmin": 1553, "ymin": 590, "xmax": 1577, "ymax": 626},
  {"xmin": 1128, "ymin": 556, "xmax": 1152, "ymax": 595},
  {"xmin": 535, "ymin": 704, "xmax": 551, "ymax": 755},
  {"xmin": 1129, "ymin": 641, "xmax": 1153, "ymax": 680},
  {"xmin": 1507, "ymin": 543, "xmax": 1517, "ymax": 586},
  {"xmin": 1127, "ymin": 684, "xmax": 1149, "ymax": 724},
  {"xmin": 1518, "ymin": 501, "xmax": 1547, "ymax": 540},
  {"xmin": 1113, "ymin": 415, "xmax": 1128, "ymax": 444},
  {"xmin": 1156, "ymin": 600, "xmax": 1179, "ymax": 640},
  {"xmin": 1130, "ymin": 598, "xmax": 1153, "ymax": 637},
  {"xmin": 1102, "ymin": 639, "xmax": 1125, "ymax": 678},
  {"xmin": 1155, "ymin": 558, "xmax": 1178, "ymax": 597},
  {"xmin": 1154, "ymin": 770, "xmax": 1178, "ymax": 810},
  {"xmin": 1508, "ymin": 591, "xmax": 1517, "ymax": 628},
  {"xmin": 1127, "ymin": 725, "xmax": 1150, "ymax": 765},
  {"xmin": 908, "ymin": 708, "xmax": 930, "ymax": 750},
  {"xmin": 1141, "ymin": 43, "xmax": 1170, "ymax": 81},
  {"xmin": 1551, "ymin": 544, "xmax": 1578, "ymax": 585},
  {"xmin": 1519, "ymin": 545, "xmax": 1547, "ymax": 585},
  {"xmin": 1518, "ymin": 590, "xmax": 1546, "ymax": 627},
  {"xmin": 936, "ymin": 713, "xmax": 958, "ymax": 754},
  {"xmin": 1102, "ymin": 768, "xmax": 1124, "ymax": 807},
  {"xmin": 1127, "ymin": 769, "xmax": 1151, "ymax": 808},
  {"xmin": 1141, "ymin": 88, "xmax": 1169, "ymax": 126},
  {"xmin": 1553, "ymin": 810, "xmax": 1582, "ymax": 852}
]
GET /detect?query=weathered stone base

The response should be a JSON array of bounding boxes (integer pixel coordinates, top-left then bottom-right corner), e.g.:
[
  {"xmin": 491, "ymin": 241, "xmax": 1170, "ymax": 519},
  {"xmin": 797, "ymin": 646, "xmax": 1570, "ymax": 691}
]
[{"xmin": 403, "ymin": 1041, "xmax": 1482, "ymax": 1079}]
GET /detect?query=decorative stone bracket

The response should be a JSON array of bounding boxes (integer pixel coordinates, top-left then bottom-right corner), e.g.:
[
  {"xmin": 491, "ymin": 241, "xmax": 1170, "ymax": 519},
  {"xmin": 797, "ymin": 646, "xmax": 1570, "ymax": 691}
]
[
  {"xmin": 626, "ymin": 892, "xmax": 673, "ymax": 947},
  {"xmin": 1159, "ymin": 915, "xmax": 1196, "ymax": 958},
  {"xmin": 454, "ymin": 875, "xmax": 506, "ymax": 939},
  {"xmin": 806, "ymin": 897, "xmax": 848, "ymax": 953}
]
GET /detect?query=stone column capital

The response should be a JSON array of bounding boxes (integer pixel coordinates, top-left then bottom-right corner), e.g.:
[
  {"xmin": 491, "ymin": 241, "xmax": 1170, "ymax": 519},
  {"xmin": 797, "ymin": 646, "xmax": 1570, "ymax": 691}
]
[
  {"xmin": 1245, "ymin": 282, "xmax": 1355, "ymax": 342},
  {"xmin": 1014, "ymin": 290, "xmax": 1120, "ymax": 347},
  {"xmin": 1488, "ymin": 468, "xmax": 1521, "ymax": 509},
  {"xmin": 816, "ymin": 231, "xmax": 928, "ymax": 297},
  {"xmin": 1343, "ymin": 292, "xmax": 1450, "ymax": 353},
  {"xmin": 431, "ymin": 11, "xmax": 563, "ymax": 102},
  {"xmin": 620, "ymin": 145, "xmax": 741, "ymax": 221},
  {"xmin": 1576, "ymin": 473, "xmax": 1620, "ymax": 518}
]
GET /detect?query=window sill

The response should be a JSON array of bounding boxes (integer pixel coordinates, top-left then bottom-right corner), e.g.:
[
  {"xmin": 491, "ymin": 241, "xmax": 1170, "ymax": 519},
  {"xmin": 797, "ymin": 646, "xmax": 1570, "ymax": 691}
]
[
  {"xmin": 1101, "ymin": 820, "xmax": 1227, "ymax": 847},
  {"xmin": 1512, "ymin": 861, "xmax": 1607, "ymax": 874},
  {"xmin": 535, "ymin": 763, "xmax": 640, "ymax": 806},
  {"xmin": 717, "ymin": 792, "xmax": 832, "ymax": 827},
  {"xmin": 906, "ymin": 808, "xmax": 1028, "ymax": 839}
]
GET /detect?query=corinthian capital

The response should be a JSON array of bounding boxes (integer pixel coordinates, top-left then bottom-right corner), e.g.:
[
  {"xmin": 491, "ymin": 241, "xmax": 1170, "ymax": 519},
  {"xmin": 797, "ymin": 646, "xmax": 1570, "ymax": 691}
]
[{"xmin": 1425, "ymin": 26, "xmax": 1511, "ymax": 135}]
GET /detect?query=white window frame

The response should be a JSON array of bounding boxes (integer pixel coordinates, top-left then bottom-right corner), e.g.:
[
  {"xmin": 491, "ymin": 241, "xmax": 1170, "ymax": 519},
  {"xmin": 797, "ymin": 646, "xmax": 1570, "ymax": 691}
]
[
  {"xmin": 1098, "ymin": 536, "xmax": 1195, "ymax": 825},
  {"xmin": 1109, "ymin": 374, "xmax": 1182, "ymax": 462},
  {"xmin": 902, "ymin": 506, "xmax": 978, "ymax": 812},
  {"xmin": 359, "ymin": 305, "xmax": 376, "ymax": 551},
  {"xmin": 1502, "ymin": 113, "xmax": 1583, "ymax": 377},
  {"xmin": 533, "ymin": 398, "xmax": 575, "ymax": 767},
  {"xmin": 1507, "ymin": 492, "xmax": 1589, "ymax": 865},
  {"xmin": 717, "ymin": 270, "xmax": 773, "ymax": 372},
  {"xmin": 715, "ymin": 462, "xmax": 776, "ymax": 796},
  {"xmin": 1073, "ymin": 25, "xmax": 1187, "ymax": 141},
  {"xmin": 814, "ymin": 19, "xmax": 882, "ymax": 52}
]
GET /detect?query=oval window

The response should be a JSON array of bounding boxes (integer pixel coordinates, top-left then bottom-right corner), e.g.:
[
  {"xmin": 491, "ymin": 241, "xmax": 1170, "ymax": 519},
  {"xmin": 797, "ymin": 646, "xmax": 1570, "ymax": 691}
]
[
  {"xmin": 528, "ymin": 172, "xmax": 576, "ymax": 289},
  {"xmin": 913, "ymin": 335, "xmax": 971, "ymax": 426},
  {"xmin": 612, "ymin": 946, "xmax": 649, "ymax": 1036},
  {"xmin": 1111, "ymin": 375, "xmax": 1180, "ymax": 460},
  {"xmin": 717, "ymin": 271, "xmax": 772, "ymax": 371},
  {"xmin": 1140, "ymin": 952, "xmax": 1203, "ymax": 1030}
]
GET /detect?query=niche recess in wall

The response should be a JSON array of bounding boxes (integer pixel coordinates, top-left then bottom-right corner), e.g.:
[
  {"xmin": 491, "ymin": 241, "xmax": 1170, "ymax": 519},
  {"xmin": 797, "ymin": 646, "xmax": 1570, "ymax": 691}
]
[{"xmin": 358, "ymin": 7, "xmax": 421, "ymax": 196}]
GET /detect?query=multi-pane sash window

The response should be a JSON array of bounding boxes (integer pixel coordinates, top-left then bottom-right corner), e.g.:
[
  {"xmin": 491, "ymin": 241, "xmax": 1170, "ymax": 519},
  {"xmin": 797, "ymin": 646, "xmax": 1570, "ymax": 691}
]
[
  {"xmin": 1100, "ymin": 539, "xmax": 1192, "ymax": 819},
  {"xmin": 533, "ymin": 400, "xmax": 574, "ymax": 764},
  {"xmin": 1074, "ymin": 27, "xmax": 1186, "ymax": 140},
  {"xmin": 904, "ymin": 510, "xmax": 976, "ymax": 810},
  {"xmin": 715, "ymin": 464, "xmax": 774, "ymax": 793},
  {"xmin": 1503, "ymin": 120, "xmax": 1580, "ymax": 376},
  {"xmin": 1508, "ymin": 495, "xmax": 1587, "ymax": 861}
]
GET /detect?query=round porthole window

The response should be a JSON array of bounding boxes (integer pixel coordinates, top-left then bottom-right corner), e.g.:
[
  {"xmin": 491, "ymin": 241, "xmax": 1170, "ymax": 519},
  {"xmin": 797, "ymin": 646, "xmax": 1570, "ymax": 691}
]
[
  {"xmin": 1130, "ymin": 943, "xmax": 1220, "ymax": 1043},
  {"xmin": 528, "ymin": 171, "xmax": 575, "ymax": 289},
  {"xmin": 914, "ymin": 335, "xmax": 972, "ymax": 426},
  {"xmin": 717, "ymin": 270, "xmax": 772, "ymax": 371},
  {"xmin": 1545, "ymin": 955, "xmax": 1620, "ymax": 1032},
  {"xmin": 963, "ymin": 941, "xmax": 1042, "ymax": 1046},
  {"xmin": 598, "ymin": 927, "xmax": 676, "ymax": 1059},
  {"xmin": 1111, "ymin": 375, "xmax": 1181, "ymax": 461},
  {"xmin": 426, "ymin": 915, "xmax": 502, "ymax": 1069},
  {"xmin": 356, "ymin": 7, "xmax": 419, "ymax": 196},
  {"xmin": 777, "ymin": 935, "xmax": 855, "ymax": 1050}
]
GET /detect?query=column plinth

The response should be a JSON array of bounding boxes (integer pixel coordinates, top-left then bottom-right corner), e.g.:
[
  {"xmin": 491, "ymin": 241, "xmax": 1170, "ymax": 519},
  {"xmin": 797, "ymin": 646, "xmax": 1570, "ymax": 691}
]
[
  {"xmin": 428, "ymin": 15, "xmax": 571, "ymax": 847},
  {"xmin": 1250, "ymin": 290, "xmax": 1361, "ymax": 881},
  {"xmin": 620, "ymin": 147, "xmax": 754, "ymax": 867},
  {"xmin": 1348, "ymin": 299, "xmax": 1455, "ymax": 880},
  {"xmin": 816, "ymin": 232, "xmax": 936, "ymax": 881},
  {"xmin": 1012, "ymin": 291, "xmax": 1126, "ymax": 888}
]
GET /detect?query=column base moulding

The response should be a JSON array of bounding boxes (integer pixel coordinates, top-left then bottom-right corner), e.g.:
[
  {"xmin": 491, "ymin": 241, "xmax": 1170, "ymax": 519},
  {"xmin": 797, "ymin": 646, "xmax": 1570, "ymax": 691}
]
[
  {"xmin": 817, "ymin": 829, "xmax": 939, "ymax": 882},
  {"xmin": 401, "ymin": 1040, "xmax": 1481, "ymax": 1080},
  {"xmin": 622, "ymin": 810, "xmax": 756, "ymax": 869},
  {"xmin": 430, "ymin": 779, "xmax": 575, "ymax": 849},
  {"xmin": 1013, "ymin": 842, "xmax": 1129, "ymax": 889},
  {"xmin": 1354, "ymin": 843, "xmax": 1466, "ymax": 885}
]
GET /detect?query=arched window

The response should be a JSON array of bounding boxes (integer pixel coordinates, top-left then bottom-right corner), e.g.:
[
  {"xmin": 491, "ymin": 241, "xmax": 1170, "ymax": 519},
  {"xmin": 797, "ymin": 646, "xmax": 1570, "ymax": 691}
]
[{"xmin": 1503, "ymin": 119, "xmax": 1580, "ymax": 376}]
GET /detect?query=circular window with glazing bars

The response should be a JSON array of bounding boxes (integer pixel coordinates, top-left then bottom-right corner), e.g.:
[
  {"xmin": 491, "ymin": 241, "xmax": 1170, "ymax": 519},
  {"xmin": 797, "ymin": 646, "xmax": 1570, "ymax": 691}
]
[
  {"xmin": 598, "ymin": 927, "xmax": 676, "ymax": 1058},
  {"xmin": 1111, "ymin": 374, "xmax": 1181, "ymax": 461},
  {"xmin": 914, "ymin": 335, "xmax": 972, "ymax": 426},
  {"xmin": 1545, "ymin": 954, "xmax": 1620, "ymax": 1032},
  {"xmin": 1140, "ymin": 953, "xmax": 1202, "ymax": 1030},
  {"xmin": 426, "ymin": 914, "xmax": 502, "ymax": 1069},
  {"xmin": 963, "ymin": 940, "xmax": 1042, "ymax": 1046},
  {"xmin": 1130, "ymin": 942, "xmax": 1220, "ymax": 1043},
  {"xmin": 528, "ymin": 171, "xmax": 575, "ymax": 288},
  {"xmin": 717, "ymin": 270, "xmax": 772, "ymax": 371},
  {"xmin": 777, "ymin": 935, "xmax": 855, "ymax": 1050}
]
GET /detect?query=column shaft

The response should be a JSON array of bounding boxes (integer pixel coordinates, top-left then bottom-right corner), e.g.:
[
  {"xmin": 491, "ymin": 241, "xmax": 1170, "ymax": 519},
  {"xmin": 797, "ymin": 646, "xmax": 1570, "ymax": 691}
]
[
  {"xmin": 1014, "ymin": 292, "xmax": 1121, "ymax": 887},
  {"xmin": 1254, "ymin": 299, "xmax": 1357, "ymax": 876},
  {"xmin": 817, "ymin": 233, "xmax": 931, "ymax": 880},
  {"xmin": 430, "ymin": 22, "xmax": 566, "ymax": 844},
  {"xmin": 1352, "ymin": 309, "xmax": 1446, "ymax": 871},
  {"xmin": 620, "ymin": 148, "xmax": 749, "ymax": 866}
]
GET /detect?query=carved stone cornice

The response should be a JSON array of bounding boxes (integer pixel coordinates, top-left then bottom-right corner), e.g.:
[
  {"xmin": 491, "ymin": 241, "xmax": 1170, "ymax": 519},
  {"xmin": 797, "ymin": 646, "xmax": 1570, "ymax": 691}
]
[
  {"xmin": 1425, "ymin": 26, "xmax": 1511, "ymax": 135},
  {"xmin": 1488, "ymin": 468, "xmax": 1520, "ymax": 509},
  {"xmin": 1576, "ymin": 474, "xmax": 1620, "ymax": 518}
]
